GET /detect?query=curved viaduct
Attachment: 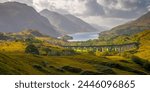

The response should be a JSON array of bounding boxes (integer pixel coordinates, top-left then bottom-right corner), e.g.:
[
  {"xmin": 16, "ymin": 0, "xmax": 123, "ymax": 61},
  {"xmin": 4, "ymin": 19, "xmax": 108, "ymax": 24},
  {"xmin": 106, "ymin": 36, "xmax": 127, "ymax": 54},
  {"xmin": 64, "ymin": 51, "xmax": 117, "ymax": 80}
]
[{"xmin": 62, "ymin": 42, "xmax": 139, "ymax": 52}]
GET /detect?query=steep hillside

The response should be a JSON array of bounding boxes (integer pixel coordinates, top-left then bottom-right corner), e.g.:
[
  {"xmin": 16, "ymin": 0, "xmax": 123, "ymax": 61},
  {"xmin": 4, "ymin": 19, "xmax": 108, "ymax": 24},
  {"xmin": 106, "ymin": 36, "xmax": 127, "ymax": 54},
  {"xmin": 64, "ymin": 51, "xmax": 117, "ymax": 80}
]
[
  {"xmin": 0, "ymin": 2, "xmax": 60, "ymax": 37},
  {"xmin": 40, "ymin": 9, "xmax": 97, "ymax": 34},
  {"xmin": 91, "ymin": 24, "xmax": 109, "ymax": 32},
  {"xmin": 0, "ymin": 41, "xmax": 26, "ymax": 52},
  {"xmin": 99, "ymin": 30, "xmax": 150, "ymax": 60},
  {"xmin": 99, "ymin": 11, "xmax": 150, "ymax": 40},
  {"xmin": 133, "ymin": 30, "xmax": 150, "ymax": 60},
  {"xmin": 65, "ymin": 14, "xmax": 98, "ymax": 32}
]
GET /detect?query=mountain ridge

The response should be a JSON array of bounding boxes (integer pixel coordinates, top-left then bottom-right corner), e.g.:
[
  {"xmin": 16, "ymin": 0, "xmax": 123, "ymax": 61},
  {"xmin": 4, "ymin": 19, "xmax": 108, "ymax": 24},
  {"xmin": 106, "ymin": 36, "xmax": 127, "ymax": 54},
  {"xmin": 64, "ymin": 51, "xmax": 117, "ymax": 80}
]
[
  {"xmin": 40, "ymin": 9, "xmax": 98, "ymax": 35},
  {"xmin": 0, "ymin": 2, "xmax": 60, "ymax": 37},
  {"xmin": 99, "ymin": 11, "xmax": 150, "ymax": 40}
]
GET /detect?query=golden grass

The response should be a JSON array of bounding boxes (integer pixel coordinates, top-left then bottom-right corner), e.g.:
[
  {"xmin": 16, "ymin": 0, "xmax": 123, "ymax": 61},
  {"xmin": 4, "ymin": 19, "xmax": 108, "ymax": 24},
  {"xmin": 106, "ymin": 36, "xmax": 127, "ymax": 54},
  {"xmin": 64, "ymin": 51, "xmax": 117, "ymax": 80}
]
[
  {"xmin": 0, "ymin": 41, "xmax": 26, "ymax": 52},
  {"xmin": 134, "ymin": 30, "xmax": 150, "ymax": 61}
]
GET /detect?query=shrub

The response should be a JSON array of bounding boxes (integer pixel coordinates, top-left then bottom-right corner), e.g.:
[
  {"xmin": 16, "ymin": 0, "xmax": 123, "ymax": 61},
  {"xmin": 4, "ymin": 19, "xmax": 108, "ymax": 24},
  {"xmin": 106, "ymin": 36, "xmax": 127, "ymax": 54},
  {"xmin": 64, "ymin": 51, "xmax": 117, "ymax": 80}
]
[
  {"xmin": 95, "ymin": 51, "xmax": 118, "ymax": 57},
  {"xmin": 143, "ymin": 62, "xmax": 150, "ymax": 71},
  {"xmin": 81, "ymin": 71, "xmax": 103, "ymax": 75},
  {"xmin": 101, "ymin": 62, "xmax": 147, "ymax": 75},
  {"xmin": 132, "ymin": 56, "xmax": 150, "ymax": 71},
  {"xmin": 61, "ymin": 49, "xmax": 76, "ymax": 56},
  {"xmin": 131, "ymin": 56, "xmax": 144, "ymax": 65},
  {"xmin": 96, "ymin": 65, "xmax": 116, "ymax": 75},
  {"xmin": 41, "ymin": 61, "xmax": 49, "ymax": 67},
  {"xmin": 47, "ymin": 50, "xmax": 61, "ymax": 56},
  {"xmin": 33, "ymin": 64, "xmax": 43, "ymax": 70},
  {"xmin": 62, "ymin": 66, "xmax": 82, "ymax": 73},
  {"xmin": 121, "ymin": 51, "xmax": 133, "ymax": 58},
  {"xmin": 95, "ymin": 50, "xmax": 102, "ymax": 56},
  {"xmin": 43, "ymin": 48, "xmax": 51, "ymax": 56},
  {"xmin": 25, "ymin": 44, "xmax": 39, "ymax": 55},
  {"xmin": 33, "ymin": 64, "xmax": 50, "ymax": 74},
  {"xmin": 44, "ymin": 48, "xmax": 76, "ymax": 56},
  {"xmin": 49, "ymin": 66, "xmax": 64, "ymax": 72},
  {"xmin": 103, "ymin": 51, "xmax": 112, "ymax": 56}
]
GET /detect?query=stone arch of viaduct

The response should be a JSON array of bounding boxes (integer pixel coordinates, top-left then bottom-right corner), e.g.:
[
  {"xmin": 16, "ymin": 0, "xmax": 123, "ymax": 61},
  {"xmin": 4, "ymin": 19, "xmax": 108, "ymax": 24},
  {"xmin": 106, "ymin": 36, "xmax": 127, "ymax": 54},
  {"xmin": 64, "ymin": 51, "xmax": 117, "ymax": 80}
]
[{"xmin": 62, "ymin": 42, "xmax": 139, "ymax": 52}]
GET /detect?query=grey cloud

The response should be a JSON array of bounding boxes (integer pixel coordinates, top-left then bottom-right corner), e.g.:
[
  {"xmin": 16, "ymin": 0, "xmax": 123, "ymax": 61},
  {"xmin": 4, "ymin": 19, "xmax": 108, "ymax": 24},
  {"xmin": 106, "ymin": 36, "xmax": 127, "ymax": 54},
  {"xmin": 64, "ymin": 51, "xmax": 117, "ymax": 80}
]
[
  {"xmin": 1, "ymin": 0, "xmax": 149, "ymax": 19},
  {"xmin": 0, "ymin": 0, "xmax": 33, "ymax": 6},
  {"xmin": 97, "ymin": 0, "xmax": 150, "ymax": 18},
  {"xmin": 85, "ymin": 0, "xmax": 105, "ymax": 16},
  {"xmin": 12, "ymin": 0, "xmax": 33, "ymax": 4},
  {"xmin": 0, "ymin": 0, "xmax": 10, "ymax": 3}
]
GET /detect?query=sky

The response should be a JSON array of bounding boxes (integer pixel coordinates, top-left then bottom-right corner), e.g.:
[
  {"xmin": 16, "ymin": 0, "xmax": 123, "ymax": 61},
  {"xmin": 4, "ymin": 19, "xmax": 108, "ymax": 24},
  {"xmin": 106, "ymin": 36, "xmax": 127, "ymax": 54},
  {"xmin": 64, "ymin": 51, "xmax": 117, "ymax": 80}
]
[{"xmin": 0, "ymin": 0, "xmax": 150, "ymax": 28}]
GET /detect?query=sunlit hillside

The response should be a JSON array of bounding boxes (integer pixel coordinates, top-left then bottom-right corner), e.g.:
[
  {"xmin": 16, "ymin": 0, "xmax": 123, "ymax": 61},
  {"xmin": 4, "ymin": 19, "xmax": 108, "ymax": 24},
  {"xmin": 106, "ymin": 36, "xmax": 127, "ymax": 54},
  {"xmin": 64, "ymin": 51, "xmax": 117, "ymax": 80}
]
[
  {"xmin": 0, "ymin": 29, "xmax": 150, "ymax": 75},
  {"xmin": 133, "ymin": 30, "xmax": 150, "ymax": 60},
  {"xmin": 0, "ymin": 41, "xmax": 26, "ymax": 52}
]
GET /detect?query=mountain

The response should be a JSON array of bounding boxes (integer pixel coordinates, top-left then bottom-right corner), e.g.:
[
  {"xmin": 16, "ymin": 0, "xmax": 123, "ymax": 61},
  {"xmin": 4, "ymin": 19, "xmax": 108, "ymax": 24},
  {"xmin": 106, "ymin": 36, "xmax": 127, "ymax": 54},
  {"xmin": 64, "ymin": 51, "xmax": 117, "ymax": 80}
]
[
  {"xmin": 91, "ymin": 24, "xmax": 109, "ymax": 32},
  {"xmin": 99, "ymin": 11, "xmax": 150, "ymax": 40},
  {"xmin": 40, "ymin": 9, "xmax": 97, "ymax": 35},
  {"xmin": 65, "ymin": 14, "xmax": 98, "ymax": 32},
  {"xmin": 0, "ymin": 2, "xmax": 60, "ymax": 37}
]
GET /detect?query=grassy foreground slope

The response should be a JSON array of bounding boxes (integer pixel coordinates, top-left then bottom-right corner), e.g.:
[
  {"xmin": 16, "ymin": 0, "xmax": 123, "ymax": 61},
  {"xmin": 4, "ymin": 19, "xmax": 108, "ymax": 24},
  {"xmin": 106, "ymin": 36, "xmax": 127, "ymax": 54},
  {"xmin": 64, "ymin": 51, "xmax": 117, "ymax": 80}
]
[{"xmin": 0, "ymin": 52, "xmax": 149, "ymax": 75}]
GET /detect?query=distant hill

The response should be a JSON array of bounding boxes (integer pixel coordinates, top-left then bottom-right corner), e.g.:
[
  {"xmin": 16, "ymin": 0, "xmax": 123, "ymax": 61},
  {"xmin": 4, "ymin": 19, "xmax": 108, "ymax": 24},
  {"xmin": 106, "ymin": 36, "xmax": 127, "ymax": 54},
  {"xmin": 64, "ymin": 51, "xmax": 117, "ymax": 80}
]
[
  {"xmin": 0, "ymin": 32, "xmax": 10, "ymax": 40},
  {"xmin": 0, "ymin": 29, "xmax": 47, "ymax": 41},
  {"xmin": 40, "ymin": 9, "xmax": 97, "ymax": 35},
  {"xmin": 91, "ymin": 24, "xmax": 109, "ymax": 32},
  {"xmin": 17, "ymin": 29, "xmax": 46, "ymax": 37},
  {"xmin": 0, "ymin": 2, "xmax": 60, "ymax": 37},
  {"xmin": 99, "ymin": 11, "xmax": 150, "ymax": 40},
  {"xmin": 0, "ymin": 29, "xmax": 67, "ymax": 47}
]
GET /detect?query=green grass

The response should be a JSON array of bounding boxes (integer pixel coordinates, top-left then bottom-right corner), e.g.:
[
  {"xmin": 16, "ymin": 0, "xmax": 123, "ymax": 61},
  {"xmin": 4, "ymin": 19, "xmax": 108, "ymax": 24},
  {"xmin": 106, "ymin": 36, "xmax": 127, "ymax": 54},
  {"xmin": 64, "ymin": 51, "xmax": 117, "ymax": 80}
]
[
  {"xmin": 0, "ymin": 30, "xmax": 149, "ymax": 75},
  {"xmin": 0, "ymin": 52, "xmax": 149, "ymax": 75},
  {"xmin": 133, "ymin": 30, "xmax": 150, "ymax": 60}
]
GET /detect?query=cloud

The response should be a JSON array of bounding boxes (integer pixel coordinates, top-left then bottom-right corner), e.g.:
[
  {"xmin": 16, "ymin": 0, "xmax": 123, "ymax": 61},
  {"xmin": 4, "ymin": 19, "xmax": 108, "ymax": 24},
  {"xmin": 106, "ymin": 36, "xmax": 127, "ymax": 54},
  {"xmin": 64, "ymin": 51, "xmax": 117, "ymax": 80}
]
[
  {"xmin": 0, "ymin": 0, "xmax": 33, "ymax": 6},
  {"xmin": 79, "ymin": 16, "xmax": 132, "ymax": 28},
  {"xmin": 98, "ymin": 0, "xmax": 139, "ymax": 11},
  {"xmin": 0, "ymin": 0, "xmax": 9, "ymax": 3},
  {"xmin": 84, "ymin": 0, "xmax": 105, "ymax": 16},
  {"xmin": 97, "ymin": 0, "xmax": 150, "ymax": 18},
  {"xmin": 1, "ymin": 0, "xmax": 149, "ymax": 18},
  {"xmin": 32, "ymin": 0, "xmax": 88, "ymax": 14},
  {"xmin": 31, "ymin": 0, "xmax": 150, "ymax": 19},
  {"xmin": 0, "ymin": 0, "xmax": 150, "ymax": 28},
  {"xmin": 148, "ymin": 5, "xmax": 150, "ymax": 11}
]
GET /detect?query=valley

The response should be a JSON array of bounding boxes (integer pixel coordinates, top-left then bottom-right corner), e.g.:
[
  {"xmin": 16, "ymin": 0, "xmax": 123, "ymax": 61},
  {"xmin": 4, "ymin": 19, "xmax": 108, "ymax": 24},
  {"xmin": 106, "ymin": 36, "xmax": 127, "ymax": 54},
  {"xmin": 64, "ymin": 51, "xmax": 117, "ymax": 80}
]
[
  {"xmin": 67, "ymin": 32, "xmax": 99, "ymax": 41},
  {"xmin": 0, "ymin": 29, "xmax": 149, "ymax": 75},
  {"xmin": 0, "ymin": 1, "xmax": 149, "ymax": 75}
]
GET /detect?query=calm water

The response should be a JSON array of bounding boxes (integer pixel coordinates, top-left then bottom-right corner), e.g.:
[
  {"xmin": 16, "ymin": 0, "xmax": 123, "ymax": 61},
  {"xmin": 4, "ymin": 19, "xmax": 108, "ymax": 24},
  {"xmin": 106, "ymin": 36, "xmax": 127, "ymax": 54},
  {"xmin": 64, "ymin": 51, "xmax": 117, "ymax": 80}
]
[{"xmin": 68, "ymin": 32, "xmax": 99, "ymax": 41}]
